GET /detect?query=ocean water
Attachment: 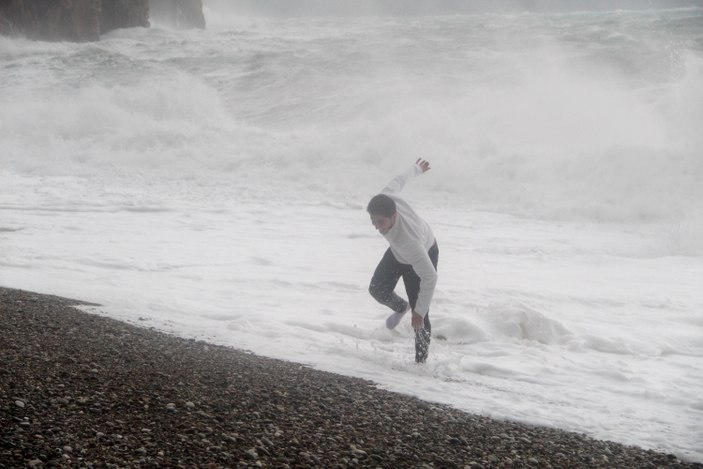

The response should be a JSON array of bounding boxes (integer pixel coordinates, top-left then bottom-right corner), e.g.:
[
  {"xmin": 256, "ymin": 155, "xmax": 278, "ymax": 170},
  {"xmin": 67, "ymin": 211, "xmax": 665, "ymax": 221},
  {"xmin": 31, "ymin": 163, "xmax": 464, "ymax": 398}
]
[{"xmin": 2, "ymin": 6, "xmax": 702, "ymax": 462}]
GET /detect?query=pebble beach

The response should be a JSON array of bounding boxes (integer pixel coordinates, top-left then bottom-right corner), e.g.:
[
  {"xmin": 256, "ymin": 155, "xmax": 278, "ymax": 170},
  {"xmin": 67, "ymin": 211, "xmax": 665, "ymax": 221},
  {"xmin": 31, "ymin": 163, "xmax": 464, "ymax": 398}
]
[{"xmin": 1, "ymin": 287, "xmax": 700, "ymax": 469}]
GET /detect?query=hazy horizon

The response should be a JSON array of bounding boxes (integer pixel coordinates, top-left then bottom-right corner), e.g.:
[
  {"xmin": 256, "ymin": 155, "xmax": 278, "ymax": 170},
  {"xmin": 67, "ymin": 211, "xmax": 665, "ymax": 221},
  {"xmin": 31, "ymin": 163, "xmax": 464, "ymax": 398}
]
[{"xmin": 202, "ymin": 0, "xmax": 703, "ymax": 17}]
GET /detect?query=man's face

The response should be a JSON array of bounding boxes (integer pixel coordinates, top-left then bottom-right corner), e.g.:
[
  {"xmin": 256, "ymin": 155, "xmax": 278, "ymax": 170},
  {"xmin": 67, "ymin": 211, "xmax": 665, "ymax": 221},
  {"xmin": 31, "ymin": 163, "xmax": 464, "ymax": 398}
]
[{"xmin": 370, "ymin": 213, "xmax": 396, "ymax": 235}]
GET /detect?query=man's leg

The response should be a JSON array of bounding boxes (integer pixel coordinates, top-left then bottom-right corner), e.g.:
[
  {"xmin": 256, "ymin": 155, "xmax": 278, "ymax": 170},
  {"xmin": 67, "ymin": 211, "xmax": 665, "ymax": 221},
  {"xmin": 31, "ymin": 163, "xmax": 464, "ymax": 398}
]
[
  {"xmin": 369, "ymin": 248, "xmax": 407, "ymax": 313},
  {"xmin": 401, "ymin": 270, "xmax": 430, "ymax": 363},
  {"xmin": 403, "ymin": 243, "xmax": 439, "ymax": 363},
  {"xmin": 415, "ymin": 316, "xmax": 431, "ymax": 364}
]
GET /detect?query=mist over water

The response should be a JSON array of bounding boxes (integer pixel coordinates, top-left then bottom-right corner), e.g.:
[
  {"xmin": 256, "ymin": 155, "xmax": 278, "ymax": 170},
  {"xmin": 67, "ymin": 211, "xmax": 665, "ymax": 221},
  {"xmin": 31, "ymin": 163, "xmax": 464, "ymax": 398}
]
[
  {"xmin": 204, "ymin": 0, "xmax": 703, "ymax": 17},
  {"xmin": 2, "ymin": 8, "xmax": 702, "ymax": 237}
]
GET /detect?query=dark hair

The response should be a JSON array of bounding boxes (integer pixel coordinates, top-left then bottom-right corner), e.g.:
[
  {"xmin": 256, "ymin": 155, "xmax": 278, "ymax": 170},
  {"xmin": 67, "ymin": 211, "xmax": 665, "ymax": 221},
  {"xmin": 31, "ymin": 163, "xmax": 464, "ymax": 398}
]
[{"xmin": 367, "ymin": 194, "xmax": 396, "ymax": 217}]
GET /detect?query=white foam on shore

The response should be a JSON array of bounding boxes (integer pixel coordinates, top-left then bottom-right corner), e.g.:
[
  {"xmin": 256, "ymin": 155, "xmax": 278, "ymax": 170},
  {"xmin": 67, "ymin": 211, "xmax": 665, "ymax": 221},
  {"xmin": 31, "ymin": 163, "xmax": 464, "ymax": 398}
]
[{"xmin": 2, "ymin": 185, "xmax": 701, "ymax": 460}]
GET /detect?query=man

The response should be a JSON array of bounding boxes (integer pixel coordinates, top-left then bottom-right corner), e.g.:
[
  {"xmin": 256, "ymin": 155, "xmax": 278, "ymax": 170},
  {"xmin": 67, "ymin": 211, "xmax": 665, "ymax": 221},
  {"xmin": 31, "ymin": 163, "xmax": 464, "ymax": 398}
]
[{"xmin": 368, "ymin": 158, "xmax": 439, "ymax": 363}]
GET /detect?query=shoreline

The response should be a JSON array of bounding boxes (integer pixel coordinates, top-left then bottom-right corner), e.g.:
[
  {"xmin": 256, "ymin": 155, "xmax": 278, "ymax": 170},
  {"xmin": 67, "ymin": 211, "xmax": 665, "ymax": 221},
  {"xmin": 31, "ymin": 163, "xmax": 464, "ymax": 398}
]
[{"xmin": 1, "ymin": 286, "xmax": 699, "ymax": 468}]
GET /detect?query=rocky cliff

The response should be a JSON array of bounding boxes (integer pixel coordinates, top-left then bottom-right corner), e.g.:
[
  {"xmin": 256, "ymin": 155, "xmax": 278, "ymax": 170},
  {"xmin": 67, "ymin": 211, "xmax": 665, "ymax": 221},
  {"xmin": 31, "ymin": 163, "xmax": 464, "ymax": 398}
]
[
  {"xmin": 0, "ymin": 0, "xmax": 103, "ymax": 42},
  {"xmin": 0, "ymin": 0, "xmax": 206, "ymax": 42}
]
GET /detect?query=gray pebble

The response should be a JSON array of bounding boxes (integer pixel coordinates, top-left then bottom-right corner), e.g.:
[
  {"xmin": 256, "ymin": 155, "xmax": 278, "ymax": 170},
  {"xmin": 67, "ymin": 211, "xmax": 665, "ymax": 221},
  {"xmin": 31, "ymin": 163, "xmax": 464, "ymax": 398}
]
[{"xmin": 352, "ymin": 448, "xmax": 367, "ymax": 457}]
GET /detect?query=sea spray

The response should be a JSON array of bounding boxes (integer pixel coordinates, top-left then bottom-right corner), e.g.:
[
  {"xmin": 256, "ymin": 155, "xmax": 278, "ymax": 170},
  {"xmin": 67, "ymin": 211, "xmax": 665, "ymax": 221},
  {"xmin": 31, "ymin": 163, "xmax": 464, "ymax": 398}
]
[{"xmin": 2, "ymin": 11, "xmax": 701, "ymax": 230}]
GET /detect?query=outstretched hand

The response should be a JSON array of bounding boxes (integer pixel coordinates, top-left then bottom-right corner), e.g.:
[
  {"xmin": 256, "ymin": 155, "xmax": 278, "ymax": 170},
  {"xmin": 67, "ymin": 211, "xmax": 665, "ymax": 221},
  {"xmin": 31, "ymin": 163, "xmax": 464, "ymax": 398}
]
[{"xmin": 415, "ymin": 158, "xmax": 431, "ymax": 173}]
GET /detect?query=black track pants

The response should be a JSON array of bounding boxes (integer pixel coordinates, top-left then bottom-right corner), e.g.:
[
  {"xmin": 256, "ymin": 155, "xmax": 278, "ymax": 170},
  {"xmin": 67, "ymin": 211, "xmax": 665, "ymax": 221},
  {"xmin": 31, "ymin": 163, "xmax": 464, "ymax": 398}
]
[{"xmin": 369, "ymin": 242, "xmax": 439, "ymax": 363}]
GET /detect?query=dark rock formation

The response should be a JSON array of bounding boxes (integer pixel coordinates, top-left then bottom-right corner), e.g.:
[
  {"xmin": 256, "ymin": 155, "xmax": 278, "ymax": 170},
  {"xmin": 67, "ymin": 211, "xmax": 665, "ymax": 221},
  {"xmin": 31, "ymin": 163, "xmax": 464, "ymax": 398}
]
[
  {"xmin": 0, "ymin": 0, "xmax": 101, "ymax": 42},
  {"xmin": 149, "ymin": 0, "xmax": 205, "ymax": 29},
  {"xmin": 100, "ymin": 0, "xmax": 149, "ymax": 35},
  {"xmin": 0, "ymin": 0, "xmax": 150, "ymax": 42}
]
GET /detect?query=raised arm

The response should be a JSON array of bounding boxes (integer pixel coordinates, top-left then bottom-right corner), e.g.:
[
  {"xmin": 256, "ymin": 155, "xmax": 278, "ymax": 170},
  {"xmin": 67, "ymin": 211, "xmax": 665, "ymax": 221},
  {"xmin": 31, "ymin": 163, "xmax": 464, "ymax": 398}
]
[{"xmin": 381, "ymin": 158, "xmax": 431, "ymax": 195}]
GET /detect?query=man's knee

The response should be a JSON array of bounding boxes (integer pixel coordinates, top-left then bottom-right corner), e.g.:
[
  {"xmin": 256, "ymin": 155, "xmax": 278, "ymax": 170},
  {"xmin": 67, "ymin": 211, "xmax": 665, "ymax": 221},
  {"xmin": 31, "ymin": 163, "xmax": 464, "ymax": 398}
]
[{"xmin": 369, "ymin": 281, "xmax": 382, "ymax": 301}]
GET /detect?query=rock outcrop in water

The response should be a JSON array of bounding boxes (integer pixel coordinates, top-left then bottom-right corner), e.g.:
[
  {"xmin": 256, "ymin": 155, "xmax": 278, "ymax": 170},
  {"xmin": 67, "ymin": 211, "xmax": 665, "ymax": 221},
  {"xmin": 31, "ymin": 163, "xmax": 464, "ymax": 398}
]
[
  {"xmin": 0, "ymin": 0, "xmax": 205, "ymax": 42},
  {"xmin": 101, "ymin": 0, "xmax": 150, "ymax": 36}
]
